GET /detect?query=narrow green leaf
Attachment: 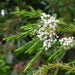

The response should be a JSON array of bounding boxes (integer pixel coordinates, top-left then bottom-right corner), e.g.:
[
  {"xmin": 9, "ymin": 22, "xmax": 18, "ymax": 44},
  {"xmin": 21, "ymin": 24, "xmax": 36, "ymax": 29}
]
[
  {"xmin": 65, "ymin": 69, "xmax": 73, "ymax": 74},
  {"xmin": 68, "ymin": 60, "xmax": 75, "ymax": 65},
  {"xmin": 24, "ymin": 50, "xmax": 42, "ymax": 72},
  {"xmin": 25, "ymin": 40, "xmax": 40, "ymax": 53},
  {"xmin": 48, "ymin": 49, "xmax": 60, "ymax": 60},
  {"xmin": 28, "ymin": 6, "xmax": 35, "ymax": 12},
  {"xmin": 15, "ymin": 38, "xmax": 37, "ymax": 52},
  {"xmin": 3, "ymin": 29, "xmax": 33, "ymax": 41},
  {"xmin": 53, "ymin": 49, "xmax": 65, "ymax": 60}
]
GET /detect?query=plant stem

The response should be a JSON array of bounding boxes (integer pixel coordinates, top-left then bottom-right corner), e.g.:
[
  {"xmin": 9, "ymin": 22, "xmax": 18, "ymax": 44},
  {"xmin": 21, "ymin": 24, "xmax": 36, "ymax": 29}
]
[{"xmin": 53, "ymin": 67, "xmax": 59, "ymax": 75}]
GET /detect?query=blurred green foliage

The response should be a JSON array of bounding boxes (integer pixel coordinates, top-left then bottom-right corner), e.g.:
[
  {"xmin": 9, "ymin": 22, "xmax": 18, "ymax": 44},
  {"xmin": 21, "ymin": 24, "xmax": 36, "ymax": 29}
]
[{"xmin": 0, "ymin": 0, "xmax": 75, "ymax": 75}]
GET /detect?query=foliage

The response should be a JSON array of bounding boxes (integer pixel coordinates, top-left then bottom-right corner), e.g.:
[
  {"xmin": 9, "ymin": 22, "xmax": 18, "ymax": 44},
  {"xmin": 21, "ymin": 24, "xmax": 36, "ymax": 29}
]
[
  {"xmin": 3, "ymin": 6, "xmax": 75, "ymax": 75},
  {"xmin": 0, "ymin": 0, "xmax": 75, "ymax": 75},
  {"xmin": 0, "ymin": 53, "xmax": 10, "ymax": 75},
  {"xmin": 33, "ymin": 62, "xmax": 75, "ymax": 75}
]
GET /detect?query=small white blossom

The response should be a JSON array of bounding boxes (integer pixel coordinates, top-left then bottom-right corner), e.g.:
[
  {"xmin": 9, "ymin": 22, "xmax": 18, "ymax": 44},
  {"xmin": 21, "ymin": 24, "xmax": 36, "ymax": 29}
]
[
  {"xmin": 42, "ymin": 13, "xmax": 46, "ymax": 17},
  {"xmin": 45, "ymin": 47, "xmax": 48, "ymax": 50},
  {"xmin": 35, "ymin": 13, "xmax": 59, "ymax": 50},
  {"xmin": 1, "ymin": 9, "xmax": 5, "ymax": 16},
  {"xmin": 59, "ymin": 37, "xmax": 74, "ymax": 49},
  {"xmin": 38, "ymin": 25, "xmax": 41, "ymax": 27}
]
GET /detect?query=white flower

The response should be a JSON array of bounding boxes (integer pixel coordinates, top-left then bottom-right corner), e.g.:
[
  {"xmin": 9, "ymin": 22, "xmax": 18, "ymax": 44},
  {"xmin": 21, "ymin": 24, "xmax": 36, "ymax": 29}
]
[
  {"xmin": 36, "ymin": 13, "xmax": 60, "ymax": 50},
  {"xmin": 59, "ymin": 37, "xmax": 74, "ymax": 49},
  {"xmin": 37, "ymin": 35, "xmax": 42, "ymax": 38},
  {"xmin": 56, "ymin": 36, "xmax": 59, "ymax": 38},
  {"xmin": 49, "ymin": 34, "xmax": 52, "ymax": 38},
  {"xmin": 47, "ymin": 14, "xmax": 50, "ymax": 17},
  {"xmin": 43, "ymin": 24, "xmax": 47, "ymax": 28},
  {"xmin": 43, "ymin": 40, "xmax": 47, "ymax": 47},
  {"xmin": 53, "ymin": 32, "xmax": 55, "ymax": 35},
  {"xmin": 41, "ymin": 16, "xmax": 44, "ymax": 21},
  {"xmin": 38, "ymin": 25, "xmax": 41, "ymax": 27},
  {"xmin": 56, "ymin": 20, "xmax": 59, "ymax": 23},
  {"xmin": 42, "ymin": 13, "xmax": 46, "ymax": 17},
  {"xmin": 44, "ymin": 31, "xmax": 49, "ymax": 35},
  {"xmin": 45, "ymin": 47, "xmax": 48, "ymax": 50},
  {"xmin": 48, "ymin": 43, "xmax": 51, "ymax": 48},
  {"xmin": 53, "ymin": 39, "xmax": 57, "ymax": 42}
]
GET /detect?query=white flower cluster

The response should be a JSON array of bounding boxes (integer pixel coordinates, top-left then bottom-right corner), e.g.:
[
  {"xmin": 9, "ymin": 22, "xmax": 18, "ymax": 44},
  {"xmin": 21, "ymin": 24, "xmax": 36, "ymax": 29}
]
[
  {"xmin": 32, "ymin": 13, "xmax": 75, "ymax": 50},
  {"xmin": 59, "ymin": 37, "xmax": 74, "ymax": 49},
  {"xmin": 37, "ymin": 13, "xmax": 59, "ymax": 50}
]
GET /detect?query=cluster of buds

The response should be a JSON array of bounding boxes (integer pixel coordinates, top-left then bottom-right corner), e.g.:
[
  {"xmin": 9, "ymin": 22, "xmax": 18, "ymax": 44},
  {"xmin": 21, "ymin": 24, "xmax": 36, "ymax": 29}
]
[
  {"xmin": 32, "ymin": 13, "xmax": 75, "ymax": 50},
  {"xmin": 59, "ymin": 37, "xmax": 74, "ymax": 49},
  {"xmin": 37, "ymin": 13, "xmax": 59, "ymax": 50}
]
